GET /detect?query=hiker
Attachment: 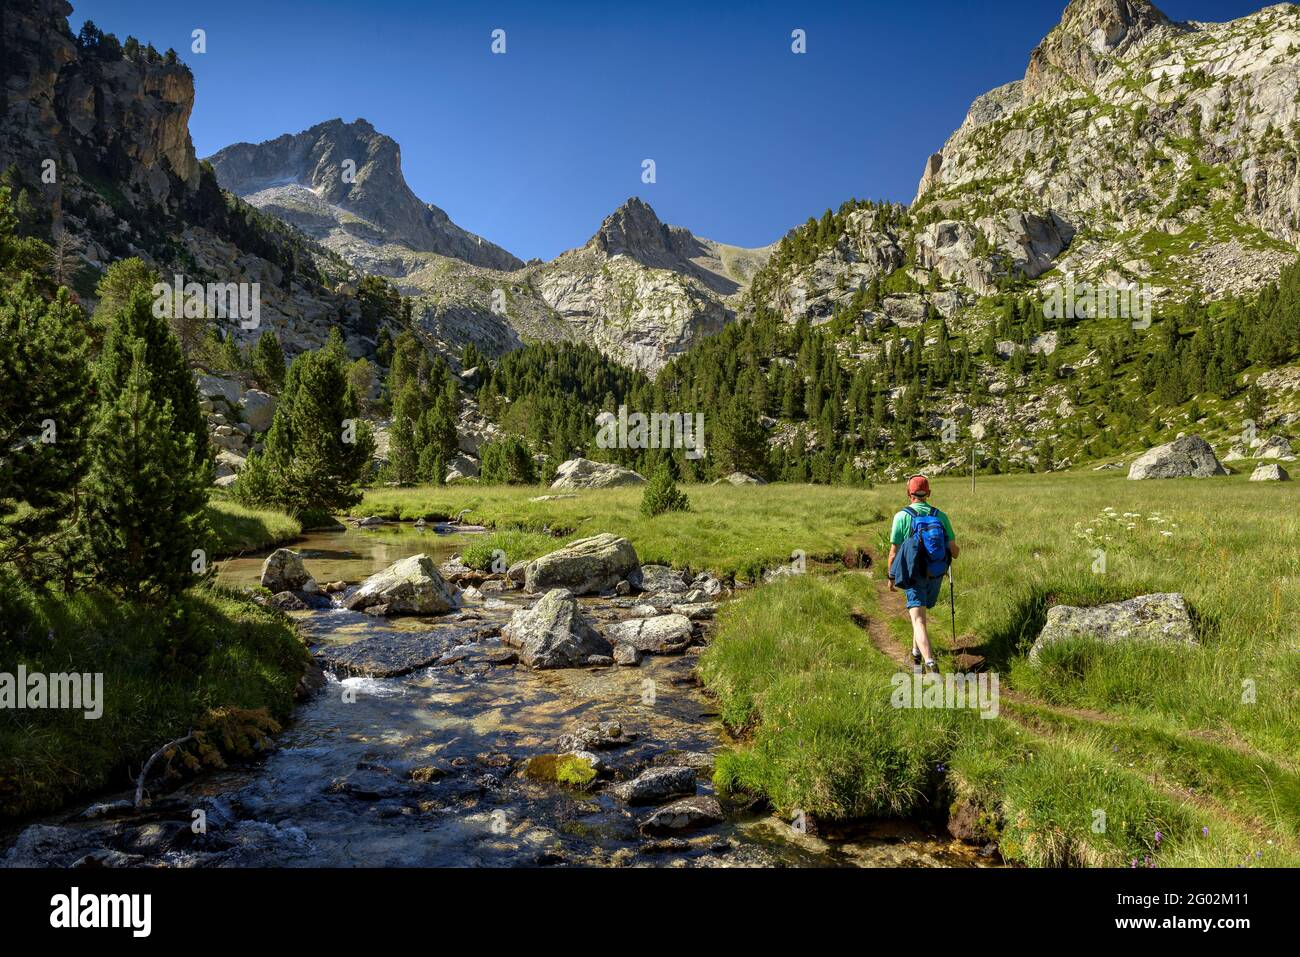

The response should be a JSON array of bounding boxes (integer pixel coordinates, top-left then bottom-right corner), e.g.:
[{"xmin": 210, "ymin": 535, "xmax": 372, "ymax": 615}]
[{"xmin": 886, "ymin": 474, "xmax": 959, "ymax": 674}]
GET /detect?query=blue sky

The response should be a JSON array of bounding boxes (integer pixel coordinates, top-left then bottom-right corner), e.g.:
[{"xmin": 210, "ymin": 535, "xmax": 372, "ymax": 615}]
[{"xmin": 71, "ymin": 0, "xmax": 1264, "ymax": 261}]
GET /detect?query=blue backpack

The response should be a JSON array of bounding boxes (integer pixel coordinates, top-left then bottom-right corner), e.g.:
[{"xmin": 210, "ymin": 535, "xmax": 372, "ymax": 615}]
[{"xmin": 904, "ymin": 505, "xmax": 950, "ymax": 579}]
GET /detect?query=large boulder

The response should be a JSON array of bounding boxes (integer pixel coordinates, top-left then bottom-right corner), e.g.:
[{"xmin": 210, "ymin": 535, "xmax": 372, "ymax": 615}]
[
  {"xmin": 637, "ymin": 564, "xmax": 688, "ymax": 594},
  {"xmin": 712, "ymin": 472, "xmax": 766, "ymax": 487},
  {"xmin": 214, "ymin": 449, "xmax": 247, "ymax": 479},
  {"xmin": 1250, "ymin": 463, "xmax": 1290, "ymax": 482},
  {"xmin": 261, "ymin": 548, "xmax": 315, "ymax": 593},
  {"xmin": 343, "ymin": 554, "xmax": 458, "ymax": 616},
  {"xmin": 524, "ymin": 533, "xmax": 641, "ymax": 596},
  {"xmin": 1127, "ymin": 436, "xmax": 1227, "ymax": 480},
  {"xmin": 606, "ymin": 614, "xmax": 694, "ymax": 654},
  {"xmin": 550, "ymin": 457, "xmax": 646, "ymax": 490},
  {"xmin": 239, "ymin": 390, "xmax": 277, "ymax": 433},
  {"xmin": 444, "ymin": 453, "xmax": 480, "ymax": 483},
  {"xmin": 500, "ymin": 589, "xmax": 612, "ymax": 669},
  {"xmin": 194, "ymin": 373, "xmax": 244, "ymax": 406},
  {"xmin": 1256, "ymin": 435, "xmax": 1295, "ymax": 461},
  {"xmin": 1028, "ymin": 593, "xmax": 1196, "ymax": 662}
]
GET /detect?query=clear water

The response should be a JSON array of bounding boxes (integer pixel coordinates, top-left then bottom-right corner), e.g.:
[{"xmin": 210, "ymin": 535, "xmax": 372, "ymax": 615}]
[{"xmin": 4, "ymin": 527, "xmax": 993, "ymax": 868}]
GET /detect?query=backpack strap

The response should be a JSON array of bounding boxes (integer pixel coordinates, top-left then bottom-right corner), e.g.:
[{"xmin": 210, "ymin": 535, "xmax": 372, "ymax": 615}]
[{"xmin": 903, "ymin": 506, "xmax": 918, "ymax": 518}]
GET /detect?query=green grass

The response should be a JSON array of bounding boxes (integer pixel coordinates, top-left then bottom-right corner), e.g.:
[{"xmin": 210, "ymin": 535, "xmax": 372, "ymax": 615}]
[
  {"xmin": 0, "ymin": 581, "xmax": 308, "ymax": 819},
  {"xmin": 206, "ymin": 497, "xmax": 301, "ymax": 558},
  {"xmin": 457, "ymin": 528, "xmax": 556, "ymax": 571},
  {"xmin": 360, "ymin": 483, "xmax": 885, "ymax": 580},
  {"xmin": 702, "ymin": 573, "xmax": 1295, "ymax": 867}
]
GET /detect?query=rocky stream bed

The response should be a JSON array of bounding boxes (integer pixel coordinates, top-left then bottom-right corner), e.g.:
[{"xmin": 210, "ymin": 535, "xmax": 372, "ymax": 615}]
[{"xmin": 2, "ymin": 524, "xmax": 990, "ymax": 868}]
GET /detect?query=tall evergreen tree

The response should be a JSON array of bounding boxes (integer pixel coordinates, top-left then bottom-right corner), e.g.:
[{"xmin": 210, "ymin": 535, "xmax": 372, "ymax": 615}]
[
  {"xmin": 0, "ymin": 278, "xmax": 92, "ymax": 576},
  {"xmin": 235, "ymin": 331, "xmax": 374, "ymax": 516},
  {"xmin": 97, "ymin": 286, "xmax": 209, "ymax": 476},
  {"xmin": 252, "ymin": 329, "xmax": 286, "ymax": 392},
  {"xmin": 81, "ymin": 342, "xmax": 209, "ymax": 601}
]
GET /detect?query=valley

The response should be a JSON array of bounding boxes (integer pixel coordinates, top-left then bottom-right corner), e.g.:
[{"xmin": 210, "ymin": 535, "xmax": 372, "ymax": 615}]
[{"xmin": 1, "ymin": 0, "xmax": 1297, "ymax": 879}]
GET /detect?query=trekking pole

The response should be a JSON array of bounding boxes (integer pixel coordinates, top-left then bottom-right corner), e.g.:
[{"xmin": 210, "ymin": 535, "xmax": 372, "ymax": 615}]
[{"xmin": 949, "ymin": 565, "xmax": 956, "ymax": 646}]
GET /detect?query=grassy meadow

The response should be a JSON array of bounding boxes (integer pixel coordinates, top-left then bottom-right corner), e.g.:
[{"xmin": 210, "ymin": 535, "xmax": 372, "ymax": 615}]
[
  {"xmin": 362, "ymin": 470, "xmax": 1298, "ymax": 866},
  {"xmin": 361, "ymin": 482, "xmax": 884, "ymax": 579}
]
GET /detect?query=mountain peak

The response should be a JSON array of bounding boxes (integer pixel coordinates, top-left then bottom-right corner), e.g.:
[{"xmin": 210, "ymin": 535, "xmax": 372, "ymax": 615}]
[
  {"xmin": 1024, "ymin": 0, "xmax": 1173, "ymax": 97},
  {"xmin": 593, "ymin": 197, "xmax": 671, "ymax": 257},
  {"xmin": 206, "ymin": 120, "xmax": 522, "ymax": 271}
]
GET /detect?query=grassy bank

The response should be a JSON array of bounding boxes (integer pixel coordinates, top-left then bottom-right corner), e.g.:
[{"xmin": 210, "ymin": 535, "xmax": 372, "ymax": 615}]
[
  {"xmin": 701, "ymin": 574, "xmax": 1296, "ymax": 867},
  {"xmin": 360, "ymin": 483, "xmax": 882, "ymax": 580},
  {"xmin": 0, "ymin": 581, "xmax": 308, "ymax": 819},
  {"xmin": 207, "ymin": 497, "xmax": 302, "ymax": 557}
]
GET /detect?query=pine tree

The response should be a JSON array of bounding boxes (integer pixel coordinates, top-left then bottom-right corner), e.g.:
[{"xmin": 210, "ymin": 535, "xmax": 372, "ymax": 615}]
[
  {"xmin": 81, "ymin": 342, "xmax": 209, "ymax": 601},
  {"xmin": 235, "ymin": 331, "xmax": 374, "ymax": 517},
  {"xmin": 480, "ymin": 436, "xmax": 536, "ymax": 484},
  {"xmin": 252, "ymin": 329, "xmax": 286, "ymax": 392},
  {"xmin": 97, "ymin": 285, "xmax": 209, "ymax": 476},
  {"xmin": 641, "ymin": 460, "xmax": 690, "ymax": 517},
  {"xmin": 0, "ymin": 277, "xmax": 93, "ymax": 576},
  {"xmin": 387, "ymin": 380, "xmax": 422, "ymax": 484},
  {"xmin": 712, "ymin": 393, "xmax": 767, "ymax": 477}
]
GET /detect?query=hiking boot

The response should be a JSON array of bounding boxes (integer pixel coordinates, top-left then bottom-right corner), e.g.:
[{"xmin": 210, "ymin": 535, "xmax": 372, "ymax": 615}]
[
  {"xmin": 910, "ymin": 648, "xmax": 923, "ymax": 668},
  {"xmin": 924, "ymin": 660, "xmax": 940, "ymax": 675}
]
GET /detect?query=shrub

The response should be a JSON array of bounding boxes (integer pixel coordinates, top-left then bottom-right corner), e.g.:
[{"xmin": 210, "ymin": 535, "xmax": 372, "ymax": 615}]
[{"xmin": 640, "ymin": 461, "xmax": 690, "ymax": 517}]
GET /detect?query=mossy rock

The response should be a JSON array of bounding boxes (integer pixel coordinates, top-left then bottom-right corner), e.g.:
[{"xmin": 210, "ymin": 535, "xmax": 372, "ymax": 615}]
[{"xmin": 522, "ymin": 753, "xmax": 598, "ymax": 788}]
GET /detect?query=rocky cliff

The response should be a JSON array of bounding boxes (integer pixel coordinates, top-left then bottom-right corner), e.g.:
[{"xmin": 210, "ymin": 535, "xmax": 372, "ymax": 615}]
[
  {"xmin": 750, "ymin": 0, "xmax": 1300, "ymax": 326},
  {"xmin": 913, "ymin": 0, "xmax": 1300, "ymax": 299},
  {"xmin": 1, "ymin": 0, "xmax": 198, "ymax": 218},
  {"xmin": 0, "ymin": 0, "xmax": 373, "ymax": 362},
  {"xmin": 206, "ymin": 119, "xmax": 523, "ymax": 272}
]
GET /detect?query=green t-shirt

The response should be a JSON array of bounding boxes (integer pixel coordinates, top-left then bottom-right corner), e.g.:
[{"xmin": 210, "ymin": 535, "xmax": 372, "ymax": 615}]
[{"xmin": 890, "ymin": 501, "xmax": 955, "ymax": 547}]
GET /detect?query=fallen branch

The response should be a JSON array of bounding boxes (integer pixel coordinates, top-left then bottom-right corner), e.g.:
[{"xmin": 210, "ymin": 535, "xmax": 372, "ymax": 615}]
[{"xmin": 134, "ymin": 732, "xmax": 195, "ymax": 809}]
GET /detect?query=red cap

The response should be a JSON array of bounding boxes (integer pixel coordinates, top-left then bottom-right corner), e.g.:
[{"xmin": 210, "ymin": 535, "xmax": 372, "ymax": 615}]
[{"xmin": 907, "ymin": 474, "xmax": 931, "ymax": 497}]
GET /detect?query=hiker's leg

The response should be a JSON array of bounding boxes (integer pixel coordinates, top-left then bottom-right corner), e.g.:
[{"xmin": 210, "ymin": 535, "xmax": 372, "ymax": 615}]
[{"xmin": 909, "ymin": 606, "xmax": 933, "ymax": 661}]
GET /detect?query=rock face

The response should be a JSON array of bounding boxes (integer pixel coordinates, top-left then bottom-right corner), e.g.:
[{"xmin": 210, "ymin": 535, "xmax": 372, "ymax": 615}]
[
  {"xmin": 343, "ymin": 554, "xmax": 458, "ymax": 616},
  {"xmin": 606, "ymin": 615, "xmax": 694, "ymax": 655},
  {"xmin": 549, "ymin": 458, "xmax": 646, "ymax": 490},
  {"xmin": 0, "ymin": 0, "xmax": 199, "ymax": 212},
  {"xmin": 908, "ymin": 0, "xmax": 1300, "ymax": 302},
  {"xmin": 207, "ymin": 118, "xmax": 523, "ymax": 272},
  {"xmin": 500, "ymin": 589, "xmax": 612, "ymax": 669},
  {"xmin": 0, "ymin": 2, "xmax": 378, "ymax": 380},
  {"xmin": 261, "ymin": 549, "xmax": 315, "ymax": 593},
  {"xmin": 1250, "ymin": 463, "xmax": 1290, "ymax": 482},
  {"xmin": 524, "ymin": 534, "xmax": 641, "ymax": 596},
  {"xmin": 1029, "ymin": 593, "xmax": 1197, "ymax": 661},
  {"xmin": 1127, "ymin": 436, "xmax": 1227, "ymax": 480}
]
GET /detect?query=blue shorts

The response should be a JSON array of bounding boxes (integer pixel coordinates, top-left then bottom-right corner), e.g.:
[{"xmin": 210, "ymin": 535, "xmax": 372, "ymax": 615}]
[{"xmin": 905, "ymin": 576, "xmax": 944, "ymax": 610}]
